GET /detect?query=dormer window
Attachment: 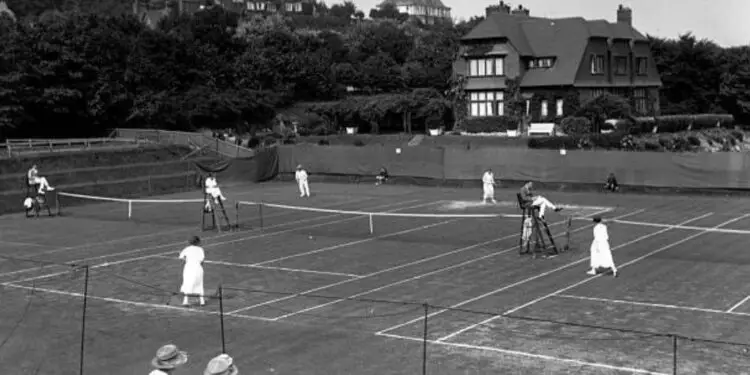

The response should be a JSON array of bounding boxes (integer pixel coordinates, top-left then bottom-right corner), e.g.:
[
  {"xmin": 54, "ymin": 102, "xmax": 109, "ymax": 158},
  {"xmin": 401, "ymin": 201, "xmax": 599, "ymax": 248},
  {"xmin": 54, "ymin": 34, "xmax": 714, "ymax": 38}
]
[{"xmin": 527, "ymin": 58, "xmax": 554, "ymax": 69}]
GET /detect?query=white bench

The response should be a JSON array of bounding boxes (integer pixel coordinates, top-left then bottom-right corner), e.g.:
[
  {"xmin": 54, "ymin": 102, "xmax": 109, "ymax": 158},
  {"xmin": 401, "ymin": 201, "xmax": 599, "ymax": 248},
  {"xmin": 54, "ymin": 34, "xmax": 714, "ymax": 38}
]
[{"xmin": 527, "ymin": 123, "xmax": 555, "ymax": 136}]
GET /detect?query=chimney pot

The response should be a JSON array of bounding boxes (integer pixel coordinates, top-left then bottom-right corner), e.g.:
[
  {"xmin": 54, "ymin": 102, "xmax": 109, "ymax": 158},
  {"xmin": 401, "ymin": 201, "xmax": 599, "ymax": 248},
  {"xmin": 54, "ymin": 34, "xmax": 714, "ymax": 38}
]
[{"xmin": 617, "ymin": 4, "xmax": 632, "ymax": 26}]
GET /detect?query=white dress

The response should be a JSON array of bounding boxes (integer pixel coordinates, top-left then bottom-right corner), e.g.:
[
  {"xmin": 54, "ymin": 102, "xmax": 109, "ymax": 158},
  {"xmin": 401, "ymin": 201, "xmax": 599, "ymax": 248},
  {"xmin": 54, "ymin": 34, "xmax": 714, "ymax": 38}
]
[
  {"xmin": 590, "ymin": 223, "xmax": 615, "ymax": 269},
  {"xmin": 179, "ymin": 245, "xmax": 205, "ymax": 297},
  {"xmin": 482, "ymin": 172, "xmax": 495, "ymax": 199}
]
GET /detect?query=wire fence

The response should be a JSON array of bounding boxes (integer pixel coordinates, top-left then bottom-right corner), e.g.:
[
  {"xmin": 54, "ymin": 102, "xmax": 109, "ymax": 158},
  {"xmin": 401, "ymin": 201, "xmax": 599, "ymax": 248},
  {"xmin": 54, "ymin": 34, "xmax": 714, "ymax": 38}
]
[{"xmin": 1, "ymin": 254, "xmax": 747, "ymax": 375}]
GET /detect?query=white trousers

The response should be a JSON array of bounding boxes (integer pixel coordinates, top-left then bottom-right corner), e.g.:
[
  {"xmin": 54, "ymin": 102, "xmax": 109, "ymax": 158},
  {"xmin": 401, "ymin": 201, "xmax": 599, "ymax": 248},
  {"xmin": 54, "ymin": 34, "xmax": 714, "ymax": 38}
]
[
  {"xmin": 298, "ymin": 180, "xmax": 310, "ymax": 197},
  {"xmin": 531, "ymin": 196, "xmax": 556, "ymax": 217},
  {"xmin": 482, "ymin": 184, "xmax": 495, "ymax": 201},
  {"xmin": 205, "ymin": 187, "xmax": 225, "ymax": 200},
  {"xmin": 30, "ymin": 176, "xmax": 52, "ymax": 191}
]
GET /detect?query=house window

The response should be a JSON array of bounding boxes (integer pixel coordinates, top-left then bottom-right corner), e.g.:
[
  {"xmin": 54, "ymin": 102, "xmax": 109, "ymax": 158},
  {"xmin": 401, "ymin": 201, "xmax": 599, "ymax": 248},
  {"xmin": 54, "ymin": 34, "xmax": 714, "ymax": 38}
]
[
  {"xmin": 590, "ymin": 55, "xmax": 605, "ymax": 75},
  {"xmin": 527, "ymin": 58, "xmax": 554, "ymax": 69},
  {"xmin": 634, "ymin": 88, "xmax": 648, "ymax": 114},
  {"xmin": 468, "ymin": 91, "xmax": 504, "ymax": 117},
  {"xmin": 468, "ymin": 58, "xmax": 505, "ymax": 77},
  {"xmin": 555, "ymin": 99, "xmax": 563, "ymax": 117},
  {"xmin": 614, "ymin": 56, "xmax": 628, "ymax": 75},
  {"xmin": 285, "ymin": 2, "xmax": 302, "ymax": 11},
  {"xmin": 540, "ymin": 100, "xmax": 548, "ymax": 118},
  {"xmin": 591, "ymin": 89, "xmax": 607, "ymax": 98},
  {"xmin": 635, "ymin": 57, "xmax": 648, "ymax": 75},
  {"xmin": 247, "ymin": 2, "xmax": 265, "ymax": 10}
]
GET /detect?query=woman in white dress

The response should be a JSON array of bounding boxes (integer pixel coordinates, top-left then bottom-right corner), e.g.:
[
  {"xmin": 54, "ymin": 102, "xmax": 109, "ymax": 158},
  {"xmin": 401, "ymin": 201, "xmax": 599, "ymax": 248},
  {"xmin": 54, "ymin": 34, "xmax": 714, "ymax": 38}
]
[
  {"xmin": 179, "ymin": 236, "xmax": 206, "ymax": 306},
  {"xmin": 588, "ymin": 217, "xmax": 618, "ymax": 277}
]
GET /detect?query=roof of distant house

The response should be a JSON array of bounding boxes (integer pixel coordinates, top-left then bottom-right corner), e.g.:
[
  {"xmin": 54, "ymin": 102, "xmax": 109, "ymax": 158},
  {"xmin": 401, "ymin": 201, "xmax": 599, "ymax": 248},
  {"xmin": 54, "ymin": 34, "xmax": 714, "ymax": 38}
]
[
  {"xmin": 378, "ymin": 0, "xmax": 450, "ymax": 10},
  {"xmin": 462, "ymin": 12, "xmax": 651, "ymax": 86}
]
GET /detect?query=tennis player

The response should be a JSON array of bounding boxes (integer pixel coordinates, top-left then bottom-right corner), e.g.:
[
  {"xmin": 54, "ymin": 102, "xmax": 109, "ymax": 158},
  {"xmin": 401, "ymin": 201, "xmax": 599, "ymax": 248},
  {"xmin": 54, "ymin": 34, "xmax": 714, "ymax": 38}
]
[
  {"xmin": 588, "ymin": 216, "xmax": 618, "ymax": 277},
  {"xmin": 481, "ymin": 169, "xmax": 497, "ymax": 204},
  {"xmin": 27, "ymin": 164, "xmax": 54, "ymax": 194},
  {"xmin": 205, "ymin": 173, "xmax": 227, "ymax": 201},
  {"xmin": 519, "ymin": 181, "xmax": 563, "ymax": 219},
  {"xmin": 295, "ymin": 164, "xmax": 310, "ymax": 198},
  {"xmin": 179, "ymin": 236, "xmax": 206, "ymax": 306}
]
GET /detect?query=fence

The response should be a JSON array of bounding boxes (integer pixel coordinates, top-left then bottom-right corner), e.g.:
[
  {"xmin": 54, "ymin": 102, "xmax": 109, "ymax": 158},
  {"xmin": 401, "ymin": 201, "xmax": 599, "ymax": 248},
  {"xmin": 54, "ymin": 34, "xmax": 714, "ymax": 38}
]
[
  {"xmin": 2, "ymin": 255, "xmax": 746, "ymax": 375},
  {"xmin": 3, "ymin": 138, "xmax": 143, "ymax": 158},
  {"xmin": 113, "ymin": 128, "xmax": 255, "ymax": 159},
  {"xmin": 277, "ymin": 144, "xmax": 750, "ymax": 189}
]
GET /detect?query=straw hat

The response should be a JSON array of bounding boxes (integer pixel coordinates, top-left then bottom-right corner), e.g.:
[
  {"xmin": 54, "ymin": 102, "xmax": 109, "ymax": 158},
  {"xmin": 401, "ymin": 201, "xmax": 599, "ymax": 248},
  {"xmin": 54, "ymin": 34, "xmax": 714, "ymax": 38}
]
[
  {"xmin": 151, "ymin": 344, "xmax": 188, "ymax": 369},
  {"xmin": 296, "ymin": 164, "xmax": 303, "ymax": 170},
  {"xmin": 204, "ymin": 354, "xmax": 238, "ymax": 375}
]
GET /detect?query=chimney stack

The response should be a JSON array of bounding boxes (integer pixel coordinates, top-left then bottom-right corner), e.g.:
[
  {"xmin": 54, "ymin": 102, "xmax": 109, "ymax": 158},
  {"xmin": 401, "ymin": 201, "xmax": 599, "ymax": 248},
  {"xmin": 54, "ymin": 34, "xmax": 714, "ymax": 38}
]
[
  {"xmin": 617, "ymin": 4, "xmax": 632, "ymax": 26},
  {"xmin": 485, "ymin": 1, "xmax": 511, "ymax": 17},
  {"xmin": 510, "ymin": 4, "xmax": 529, "ymax": 16}
]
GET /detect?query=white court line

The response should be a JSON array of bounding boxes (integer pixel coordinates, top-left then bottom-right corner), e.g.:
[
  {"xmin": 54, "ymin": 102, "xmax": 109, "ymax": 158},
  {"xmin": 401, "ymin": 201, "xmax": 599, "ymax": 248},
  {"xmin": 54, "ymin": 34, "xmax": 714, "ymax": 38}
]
[
  {"xmin": 22, "ymin": 195, "xmax": 380, "ymax": 258},
  {"xmin": 726, "ymin": 295, "xmax": 750, "ymax": 313},
  {"xmin": 378, "ymin": 332, "xmax": 667, "ymax": 375},
  {"xmin": 371, "ymin": 209, "xmax": 641, "ymax": 334},
  {"xmin": 155, "ymin": 256, "xmax": 363, "ymax": 278},
  {"xmin": 434, "ymin": 212, "xmax": 716, "ymax": 343},
  {"xmin": 0, "ymin": 240, "xmax": 53, "ymax": 248},
  {"xmin": 613, "ymin": 219, "xmax": 750, "ymax": 235},
  {"xmin": 556, "ymin": 294, "xmax": 750, "ymax": 317},
  {"xmin": 3, "ymin": 200, "xmax": 439, "ymax": 284},
  {"xmin": 0, "ymin": 283, "xmax": 276, "ymax": 322},
  {"xmin": 229, "ymin": 208, "xmax": 616, "ymax": 317}
]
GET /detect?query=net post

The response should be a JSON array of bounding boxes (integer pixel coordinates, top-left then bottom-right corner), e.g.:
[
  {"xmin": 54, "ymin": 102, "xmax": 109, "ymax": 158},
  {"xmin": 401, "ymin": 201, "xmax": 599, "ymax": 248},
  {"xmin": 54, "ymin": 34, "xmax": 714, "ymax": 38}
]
[
  {"xmin": 422, "ymin": 303, "xmax": 428, "ymax": 375},
  {"xmin": 127, "ymin": 200, "xmax": 132, "ymax": 219},
  {"xmin": 369, "ymin": 213, "xmax": 374, "ymax": 235},
  {"xmin": 79, "ymin": 265, "xmax": 90, "ymax": 375},
  {"xmin": 55, "ymin": 192, "xmax": 61, "ymax": 216},
  {"xmin": 235, "ymin": 201, "xmax": 239, "ymax": 230},
  {"xmin": 672, "ymin": 335, "xmax": 677, "ymax": 375},
  {"xmin": 219, "ymin": 285, "xmax": 226, "ymax": 354},
  {"xmin": 258, "ymin": 203, "xmax": 264, "ymax": 230}
]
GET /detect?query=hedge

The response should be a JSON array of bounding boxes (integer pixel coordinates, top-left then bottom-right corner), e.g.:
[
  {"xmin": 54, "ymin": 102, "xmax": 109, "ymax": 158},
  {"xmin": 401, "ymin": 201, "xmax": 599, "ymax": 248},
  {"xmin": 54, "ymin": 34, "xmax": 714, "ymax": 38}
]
[
  {"xmin": 631, "ymin": 114, "xmax": 734, "ymax": 134},
  {"xmin": 528, "ymin": 132, "xmax": 628, "ymax": 150},
  {"xmin": 559, "ymin": 117, "xmax": 592, "ymax": 135},
  {"xmin": 462, "ymin": 116, "xmax": 519, "ymax": 133}
]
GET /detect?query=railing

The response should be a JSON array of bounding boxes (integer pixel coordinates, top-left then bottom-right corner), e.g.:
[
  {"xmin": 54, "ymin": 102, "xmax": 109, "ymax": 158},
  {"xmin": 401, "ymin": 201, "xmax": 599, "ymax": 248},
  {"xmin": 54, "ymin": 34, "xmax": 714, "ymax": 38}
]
[
  {"xmin": 112, "ymin": 128, "xmax": 254, "ymax": 159},
  {"xmin": 3, "ymin": 137, "xmax": 143, "ymax": 158}
]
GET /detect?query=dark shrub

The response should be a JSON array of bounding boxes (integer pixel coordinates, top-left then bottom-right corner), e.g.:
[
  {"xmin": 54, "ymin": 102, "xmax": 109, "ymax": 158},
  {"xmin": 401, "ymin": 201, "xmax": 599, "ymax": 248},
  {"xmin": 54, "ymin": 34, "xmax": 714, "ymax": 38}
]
[
  {"xmin": 655, "ymin": 115, "xmax": 693, "ymax": 133},
  {"xmin": 247, "ymin": 137, "xmax": 261, "ymax": 148},
  {"xmin": 318, "ymin": 139, "xmax": 330, "ymax": 145},
  {"xmin": 353, "ymin": 139, "xmax": 365, "ymax": 146},
  {"xmin": 528, "ymin": 132, "xmax": 626, "ymax": 150},
  {"xmin": 692, "ymin": 114, "xmax": 734, "ymax": 129},
  {"xmin": 559, "ymin": 116, "xmax": 592, "ymax": 135},
  {"xmin": 687, "ymin": 135, "xmax": 701, "ymax": 146},
  {"xmin": 630, "ymin": 117, "xmax": 657, "ymax": 134},
  {"xmin": 463, "ymin": 116, "xmax": 519, "ymax": 133},
  {"xmin": 527, "ymin": 136, "xmax": 580, "ymax": 150},
  {"xmin": 575, "ymin": 93, "xmax": 632, "ymax": 130}
]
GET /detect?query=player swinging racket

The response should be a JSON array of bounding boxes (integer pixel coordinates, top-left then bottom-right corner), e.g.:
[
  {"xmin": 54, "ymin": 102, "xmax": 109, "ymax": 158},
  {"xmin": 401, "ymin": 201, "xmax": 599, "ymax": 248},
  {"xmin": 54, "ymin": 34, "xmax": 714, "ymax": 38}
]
[
  {"xmin": 481, "ymin": 168, "xmax": 497, "ymax": 204},
  {"xmin": 588, "ymin": 216, "xmax": 618, "ymax": 277},
  {"xmin": 295, "ymin": 164, "xmax": 310, "ymax": 198}
]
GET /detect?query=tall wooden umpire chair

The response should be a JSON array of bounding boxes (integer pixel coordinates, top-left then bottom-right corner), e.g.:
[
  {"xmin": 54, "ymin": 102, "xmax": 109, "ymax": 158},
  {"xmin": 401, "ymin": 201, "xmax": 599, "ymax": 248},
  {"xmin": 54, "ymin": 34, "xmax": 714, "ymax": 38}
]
[
  {"xmin": 201, "ymin": 178, "xmax": 232, "ymax": 232},
  {"xmin": 516, "ymin": 193, "xmax": 559, "ymax": 258},
  {"xmin": 23, "ymin": 175, "xmax": 52, "ymax": 218}
]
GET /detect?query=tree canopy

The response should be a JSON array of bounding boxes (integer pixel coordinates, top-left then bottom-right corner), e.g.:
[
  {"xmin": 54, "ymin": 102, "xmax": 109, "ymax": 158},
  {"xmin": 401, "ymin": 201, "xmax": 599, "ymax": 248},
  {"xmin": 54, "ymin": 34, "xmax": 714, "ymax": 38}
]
[{"xmin": 0, "ymin": 2, "xmax": 747, "ymax": 140}]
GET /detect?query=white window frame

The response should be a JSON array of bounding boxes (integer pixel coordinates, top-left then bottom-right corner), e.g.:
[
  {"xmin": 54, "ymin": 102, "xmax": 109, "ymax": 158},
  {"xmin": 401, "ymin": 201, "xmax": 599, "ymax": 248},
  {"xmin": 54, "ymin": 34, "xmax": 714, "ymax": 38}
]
[
  {"xmin": 467, "ymin": 58, "xmax": 505, "ymax": 77},
  {"xmin": 541, "ymin": 100, "xmax": 548, "ymax": 118},
  {"xmin": 636, "ymin": 57, "xmax": 648, "ymax": 75},
  {"xmin": 555, "ymin": 99, "xmax": 563, "ymax": 117},
  {"xmin": 634, "ymin": 88, "xmax": 648, "ymax": 113},
  {"xmin": 590, "ymin": 55, "xmax": 604, "ymax": 75},
  {"xmin": 468, "ymin": 91, "xmax": 504, "ymax": 117}
]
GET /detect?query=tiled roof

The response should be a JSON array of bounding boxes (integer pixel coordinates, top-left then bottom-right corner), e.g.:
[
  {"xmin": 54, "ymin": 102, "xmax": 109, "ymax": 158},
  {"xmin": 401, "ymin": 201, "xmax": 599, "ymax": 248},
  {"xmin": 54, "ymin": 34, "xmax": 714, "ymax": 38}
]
[
  {"xmin": 379, "ymin": 0, "xmax": 450, "ymax": 10},
  {"xmin": 462, "ymin": 12, "xmax": 649, "ymax": 86}
]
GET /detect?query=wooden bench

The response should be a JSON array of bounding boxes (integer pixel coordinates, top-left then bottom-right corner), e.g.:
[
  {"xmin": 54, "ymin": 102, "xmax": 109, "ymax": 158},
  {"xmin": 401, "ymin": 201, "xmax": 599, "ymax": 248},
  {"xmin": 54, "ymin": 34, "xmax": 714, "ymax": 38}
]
[{"xmin": 527, "ymin": 123, "xmax": 555, "ymax": 136}]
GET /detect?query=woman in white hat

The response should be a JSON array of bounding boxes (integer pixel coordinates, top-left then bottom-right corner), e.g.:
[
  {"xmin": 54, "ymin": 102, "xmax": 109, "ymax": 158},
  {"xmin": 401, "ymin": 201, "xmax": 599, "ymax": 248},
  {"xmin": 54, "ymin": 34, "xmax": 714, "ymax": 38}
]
[
  {"xmin": 588, "ymin": 216, "xmax": 618, "ymax": 277},
  {"xmin": 179, "ymin": 236, "xmax": 206, "ymax": 306},
  {"xmin": 204, "ymin": 353, "xmax": 239, "ymax": 375},
  {"xmin": 149, "ymin": 344, "xmax": 188, "ymax": 374}
]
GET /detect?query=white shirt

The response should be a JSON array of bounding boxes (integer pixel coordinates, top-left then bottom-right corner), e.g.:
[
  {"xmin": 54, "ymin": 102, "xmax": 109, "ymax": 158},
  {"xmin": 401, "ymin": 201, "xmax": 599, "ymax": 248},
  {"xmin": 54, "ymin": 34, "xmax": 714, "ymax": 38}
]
[
  {"xmin": 179, "ymin": 245, "xmax": 205, "ymax": 266},
  {"xmin": 149, "ymin": 370, "xmax": 168, "ymax": 375},
  {"xmin": 205, "ymin": 177, "xmax": 218, "ymax": 189},
  {"xmin": 593, "ymin": 223, "xmax": 609, "ymax": 242},
  {"xmin": 27, "ymin": 167, "xmax": 38, "ymax": 180},
  {"xmin": 482, "ymin": 172, "xmax": 494, "ymax": 185},
  {"xmin": 295, "ymin": 170, "xmax": 308, "ymax": 182}
]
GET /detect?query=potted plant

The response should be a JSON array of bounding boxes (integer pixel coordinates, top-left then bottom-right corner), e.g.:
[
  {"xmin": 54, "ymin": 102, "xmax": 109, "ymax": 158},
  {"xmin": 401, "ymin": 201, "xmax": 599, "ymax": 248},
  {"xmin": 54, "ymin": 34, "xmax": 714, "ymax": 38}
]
[{"xmin": 426, "ymin": 115, "xmax": 442, "ymax": 136}]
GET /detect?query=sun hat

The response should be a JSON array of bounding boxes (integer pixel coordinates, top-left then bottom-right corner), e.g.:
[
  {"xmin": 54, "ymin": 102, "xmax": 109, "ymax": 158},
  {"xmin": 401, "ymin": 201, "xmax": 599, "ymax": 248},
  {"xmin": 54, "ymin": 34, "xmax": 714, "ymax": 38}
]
[
  {"xmin": 151, "ymin": 344, "xmax": 188, "ymax": 369},
  {"xmin": 204, "ymin": 354, "xmax": 238, "ymax": 375},
  {"xmin": 189, "ymin": 235, "xmax": 201, "ymax": 246},
  {"xmin": 296, "ymin": 164, "xmax": 302, "ymax": 169}
]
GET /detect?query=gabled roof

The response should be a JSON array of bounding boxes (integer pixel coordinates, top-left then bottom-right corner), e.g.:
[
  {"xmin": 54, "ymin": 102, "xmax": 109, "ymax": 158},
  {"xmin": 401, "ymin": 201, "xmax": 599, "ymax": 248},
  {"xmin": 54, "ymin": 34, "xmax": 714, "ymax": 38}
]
[
  {"xmin": 462, "ymin": 12, "xmax": 649, "ymax": 86},
  {"xmin": 379, "ymin": 0, "xmax": 450, "ymax": 10}
]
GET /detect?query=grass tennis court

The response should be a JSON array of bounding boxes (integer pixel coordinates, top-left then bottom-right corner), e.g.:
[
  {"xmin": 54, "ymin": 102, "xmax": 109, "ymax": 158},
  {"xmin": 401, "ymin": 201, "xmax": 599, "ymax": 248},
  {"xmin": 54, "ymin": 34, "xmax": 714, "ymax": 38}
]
[{"xmin": 1, "ymin": 181, "xmax": 749, "ymax": 374}]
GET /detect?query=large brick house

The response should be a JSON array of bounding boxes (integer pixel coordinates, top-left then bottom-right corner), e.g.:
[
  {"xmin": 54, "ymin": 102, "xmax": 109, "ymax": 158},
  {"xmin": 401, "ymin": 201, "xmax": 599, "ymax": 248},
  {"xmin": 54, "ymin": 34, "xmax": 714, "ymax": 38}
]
[{"xmin": 455, "ymin": 2, "xmax": 662, "ymax": 122}]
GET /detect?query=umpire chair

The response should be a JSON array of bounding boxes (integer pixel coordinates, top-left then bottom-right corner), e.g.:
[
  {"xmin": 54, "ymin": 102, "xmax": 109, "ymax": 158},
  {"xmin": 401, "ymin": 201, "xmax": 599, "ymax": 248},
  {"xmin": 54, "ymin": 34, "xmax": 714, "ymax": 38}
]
[{"xmin": 516, "ymin": 193, "xmax": 559, "ymax": 258}]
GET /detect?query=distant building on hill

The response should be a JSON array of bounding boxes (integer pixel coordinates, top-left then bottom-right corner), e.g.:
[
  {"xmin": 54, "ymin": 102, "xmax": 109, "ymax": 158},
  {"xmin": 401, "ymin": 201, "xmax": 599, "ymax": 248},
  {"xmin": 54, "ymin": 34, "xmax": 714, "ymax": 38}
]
[
  {"xmin": 376, "ymin": 0, "xmax": 451, "ymax": 24},
  {"xmin": 133, "ymin": 0, "xmax": 314, "ymax": 28},
  {"xmin": 455, "ymin": 2, "xmax": 662, "ymax": 121}
]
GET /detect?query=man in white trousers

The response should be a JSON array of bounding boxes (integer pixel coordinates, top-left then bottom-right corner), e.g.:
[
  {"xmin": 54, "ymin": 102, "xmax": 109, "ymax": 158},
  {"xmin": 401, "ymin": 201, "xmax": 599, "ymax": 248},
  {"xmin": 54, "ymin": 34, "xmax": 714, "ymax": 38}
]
[
  {"xmin": 588, "ymin": 216, "xmax": 618, "ymax": 277},
  {"xmin": 481, "ymin": 168, "xmax": 497, "ymax": 204},
  {"xmin": 519, "ymin": 181, "xmax": 563, "ymax": 219},
  {"xmin": 295, "ymin": 164, "xmax": 310, "ymax": 198},
  {"xmin": 27, "ymin": 164, "xmax": 55, "ymax": 194},
  {"xmin": 205, "ymin": 173, "xmax": 227, "ymax": 201}
]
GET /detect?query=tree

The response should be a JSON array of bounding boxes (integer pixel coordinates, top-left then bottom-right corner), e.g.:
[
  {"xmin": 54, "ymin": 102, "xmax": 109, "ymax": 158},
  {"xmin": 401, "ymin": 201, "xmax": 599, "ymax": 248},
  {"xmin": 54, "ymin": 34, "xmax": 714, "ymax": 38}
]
[
  {"xmin": 718, "ymin": 46, "xmax": 750, "ymax": 124},
  {"xmin": 369, "ymin": 3, "xmax": 408, "ymax": 22},
  {"xmin": 575, "ymin": 93, "xmax": 632, "ymax": 132}
]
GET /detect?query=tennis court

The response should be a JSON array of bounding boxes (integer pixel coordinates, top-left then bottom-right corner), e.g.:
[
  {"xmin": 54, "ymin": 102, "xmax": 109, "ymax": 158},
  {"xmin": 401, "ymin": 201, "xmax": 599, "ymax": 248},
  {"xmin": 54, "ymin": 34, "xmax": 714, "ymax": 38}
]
[{"xmin": 1, "ymin": 181, "xmax": 749, "ymax": 374}]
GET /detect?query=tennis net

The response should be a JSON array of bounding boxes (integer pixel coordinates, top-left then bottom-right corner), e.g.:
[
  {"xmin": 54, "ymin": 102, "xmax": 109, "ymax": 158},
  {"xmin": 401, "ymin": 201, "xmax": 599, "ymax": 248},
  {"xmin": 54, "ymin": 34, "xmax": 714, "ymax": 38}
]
[{"xmin": 55, "ymin": 191, "xmax": 205, "ymax": 226}]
